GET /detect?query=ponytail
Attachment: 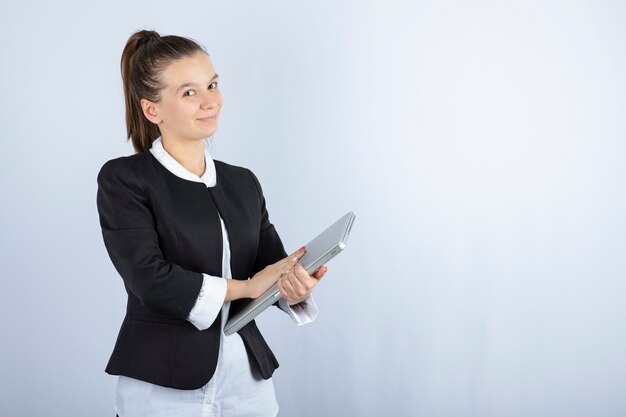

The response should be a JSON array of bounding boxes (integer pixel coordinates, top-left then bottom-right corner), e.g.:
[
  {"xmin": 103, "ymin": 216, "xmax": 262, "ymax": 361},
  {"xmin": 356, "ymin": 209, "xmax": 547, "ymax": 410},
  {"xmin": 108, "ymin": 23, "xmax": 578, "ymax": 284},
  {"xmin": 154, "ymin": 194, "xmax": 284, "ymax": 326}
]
[{"xmin": 120, "ymin": 30, "xmax": 207, "ymax": 153}]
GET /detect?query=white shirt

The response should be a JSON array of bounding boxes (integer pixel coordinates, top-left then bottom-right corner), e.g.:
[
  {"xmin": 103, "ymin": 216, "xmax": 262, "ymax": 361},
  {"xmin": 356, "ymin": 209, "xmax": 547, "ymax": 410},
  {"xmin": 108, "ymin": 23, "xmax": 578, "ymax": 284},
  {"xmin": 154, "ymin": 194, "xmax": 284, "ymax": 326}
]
[{"xmin": 114, "ymin": 137, "xmax": 318, "ymax": 417}]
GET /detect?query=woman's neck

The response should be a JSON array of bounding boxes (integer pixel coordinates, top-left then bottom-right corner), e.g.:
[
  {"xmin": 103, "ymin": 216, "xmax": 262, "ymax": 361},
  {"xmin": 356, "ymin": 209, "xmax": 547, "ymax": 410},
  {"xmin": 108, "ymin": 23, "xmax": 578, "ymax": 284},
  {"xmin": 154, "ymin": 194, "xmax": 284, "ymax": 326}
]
[{"xmin": 161, "ymin": 136, "xmax": 206, "ymax": 177}]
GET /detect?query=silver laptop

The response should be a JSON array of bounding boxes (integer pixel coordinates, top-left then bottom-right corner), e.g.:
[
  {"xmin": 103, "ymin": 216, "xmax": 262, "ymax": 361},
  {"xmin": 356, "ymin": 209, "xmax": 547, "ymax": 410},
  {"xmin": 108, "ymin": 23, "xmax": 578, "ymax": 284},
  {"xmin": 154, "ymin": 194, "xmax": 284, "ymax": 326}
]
[{"xmin": 224, "ymin": 211, "xmax": 356, "ymax": 336}]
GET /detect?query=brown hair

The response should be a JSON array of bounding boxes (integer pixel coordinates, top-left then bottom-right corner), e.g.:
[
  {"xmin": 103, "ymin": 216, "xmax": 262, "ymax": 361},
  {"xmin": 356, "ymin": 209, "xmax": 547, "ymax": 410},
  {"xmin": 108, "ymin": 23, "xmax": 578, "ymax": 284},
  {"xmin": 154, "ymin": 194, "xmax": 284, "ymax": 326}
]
[{"xmin": 120, "ymin": 29, "xmax": 207, "ymax": 153}]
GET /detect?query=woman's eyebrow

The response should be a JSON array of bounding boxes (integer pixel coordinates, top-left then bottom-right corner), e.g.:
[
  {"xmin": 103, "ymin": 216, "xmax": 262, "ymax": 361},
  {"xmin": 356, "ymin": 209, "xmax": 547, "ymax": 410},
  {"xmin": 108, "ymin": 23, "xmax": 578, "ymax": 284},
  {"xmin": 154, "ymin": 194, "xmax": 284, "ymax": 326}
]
[{"xmin": 175, "ymin": 73, "xmax": 219, "ymax": 93}]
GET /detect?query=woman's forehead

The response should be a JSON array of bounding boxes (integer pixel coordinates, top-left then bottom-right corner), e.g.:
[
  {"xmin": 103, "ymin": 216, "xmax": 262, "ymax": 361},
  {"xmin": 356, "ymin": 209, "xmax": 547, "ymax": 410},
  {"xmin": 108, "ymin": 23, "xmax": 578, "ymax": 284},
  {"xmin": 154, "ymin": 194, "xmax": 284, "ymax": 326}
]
[{"xmin": 162, "ymin": 52, "xmax": 216, "ymax": 88}]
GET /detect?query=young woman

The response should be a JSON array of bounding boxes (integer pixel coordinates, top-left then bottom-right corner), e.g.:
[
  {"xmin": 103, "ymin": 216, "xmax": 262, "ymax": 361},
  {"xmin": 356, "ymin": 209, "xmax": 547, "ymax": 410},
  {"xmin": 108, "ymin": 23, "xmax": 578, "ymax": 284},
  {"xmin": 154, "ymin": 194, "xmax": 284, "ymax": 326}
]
[{"xmin": 96, "ymin": 29, "xmax": 327, "ymax": 417}]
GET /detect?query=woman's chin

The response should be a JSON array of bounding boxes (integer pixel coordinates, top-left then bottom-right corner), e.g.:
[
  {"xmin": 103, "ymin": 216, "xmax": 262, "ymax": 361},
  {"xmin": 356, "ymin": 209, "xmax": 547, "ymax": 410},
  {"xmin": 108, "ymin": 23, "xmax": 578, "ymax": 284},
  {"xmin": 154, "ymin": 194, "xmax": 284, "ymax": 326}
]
[{"xmin": 197, "ymin": 123, "xmax": 218, "ymax": 137}]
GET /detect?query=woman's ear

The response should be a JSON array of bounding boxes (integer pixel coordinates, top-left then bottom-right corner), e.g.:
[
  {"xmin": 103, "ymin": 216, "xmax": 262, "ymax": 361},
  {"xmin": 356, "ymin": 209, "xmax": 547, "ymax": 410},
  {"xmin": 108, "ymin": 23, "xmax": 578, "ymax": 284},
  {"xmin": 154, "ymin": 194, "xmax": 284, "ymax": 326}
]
[{"xmin": 140, "ymin": 98, "xmax": 162, "ymax": 124}]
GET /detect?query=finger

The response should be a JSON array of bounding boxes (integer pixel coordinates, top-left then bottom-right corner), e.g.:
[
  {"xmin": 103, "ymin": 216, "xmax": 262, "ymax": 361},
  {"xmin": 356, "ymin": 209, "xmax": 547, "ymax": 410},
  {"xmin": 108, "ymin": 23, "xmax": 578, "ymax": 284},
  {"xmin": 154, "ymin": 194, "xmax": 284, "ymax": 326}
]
[
  {"xmin": 274, "ymin": 252, "xmax": 302, "ymax": 273},
  {"xmin": 280, "ymin": 274, "xmax": 298, "ymax": 300},
  {"xmin": 293, "ymin": 263, "xmax": 318, "ymax": 288},
  {"xmin": 288, "ymin": 245, "xmax": 307, "ymax": 259},
  {"xmin": 313, "ymin": 265, "xmax": 327, "ymax": 279},
  {"xmin": 281, "ymin": 247, "xmax": 306, "ymax": 268},
  {"xmin": 277, "ymin": 277, "xmax": 289, "ymax": 299},
  {"xmin": 282, "ymin": 256, "xmax": 299, "ymax": 274},
  {"xmin": 286, "ymin": 269, "xmax": 311, "ymax": 297}
]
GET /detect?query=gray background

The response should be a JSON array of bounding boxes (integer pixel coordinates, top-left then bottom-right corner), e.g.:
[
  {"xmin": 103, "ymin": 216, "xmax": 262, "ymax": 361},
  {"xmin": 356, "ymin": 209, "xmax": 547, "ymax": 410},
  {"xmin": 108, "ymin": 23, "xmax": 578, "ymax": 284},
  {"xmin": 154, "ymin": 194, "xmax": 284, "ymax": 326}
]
[{"xmin": 1, "ymin": 1, "xmax": 625, "ymax": 416}]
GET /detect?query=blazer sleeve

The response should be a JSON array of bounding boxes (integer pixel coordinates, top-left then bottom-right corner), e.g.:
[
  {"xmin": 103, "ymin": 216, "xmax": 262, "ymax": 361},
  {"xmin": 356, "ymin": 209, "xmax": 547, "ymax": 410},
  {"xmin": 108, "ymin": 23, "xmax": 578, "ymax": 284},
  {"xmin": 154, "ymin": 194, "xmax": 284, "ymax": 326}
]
[
  {"xmin": 96, "ymin": 158, "xmax": 203, "ymax": 320},
  {"xmin": 247, "ymin": 168, "xmax": 288, "ymax": 274}
]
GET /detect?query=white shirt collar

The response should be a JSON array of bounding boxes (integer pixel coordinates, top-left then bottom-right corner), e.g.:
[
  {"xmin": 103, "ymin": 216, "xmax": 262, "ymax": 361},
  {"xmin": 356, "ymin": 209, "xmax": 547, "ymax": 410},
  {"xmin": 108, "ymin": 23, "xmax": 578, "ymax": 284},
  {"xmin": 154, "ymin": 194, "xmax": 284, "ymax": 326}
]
[{"xmin": 149, "ymin": 136, "xmax": 216, "ymax": 187}]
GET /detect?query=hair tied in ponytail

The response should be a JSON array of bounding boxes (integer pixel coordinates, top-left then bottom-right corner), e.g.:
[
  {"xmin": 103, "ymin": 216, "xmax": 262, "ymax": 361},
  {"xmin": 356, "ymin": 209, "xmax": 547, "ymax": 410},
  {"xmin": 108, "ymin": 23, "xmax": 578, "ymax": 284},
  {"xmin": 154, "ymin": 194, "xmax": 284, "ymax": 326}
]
[{"xmin": 137, "ymin": 31, "xmax": 159, "ymax": 48}]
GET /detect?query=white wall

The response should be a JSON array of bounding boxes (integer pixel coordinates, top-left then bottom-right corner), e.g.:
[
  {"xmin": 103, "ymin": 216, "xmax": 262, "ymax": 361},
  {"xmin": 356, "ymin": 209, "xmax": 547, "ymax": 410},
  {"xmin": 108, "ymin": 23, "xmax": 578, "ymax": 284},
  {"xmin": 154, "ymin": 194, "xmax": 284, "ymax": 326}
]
[{"xmin": 1, "ymin": 1, "xmax": 625, "ymax": 416}]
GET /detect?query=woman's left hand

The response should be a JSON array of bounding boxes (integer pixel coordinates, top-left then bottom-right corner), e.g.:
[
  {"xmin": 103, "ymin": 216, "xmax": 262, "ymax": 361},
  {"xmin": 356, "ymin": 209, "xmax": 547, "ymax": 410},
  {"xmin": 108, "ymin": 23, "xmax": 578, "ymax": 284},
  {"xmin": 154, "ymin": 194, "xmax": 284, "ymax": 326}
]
[{"xmin": 278, "ymin": 262, "xmax": 327, "ymax": 306}]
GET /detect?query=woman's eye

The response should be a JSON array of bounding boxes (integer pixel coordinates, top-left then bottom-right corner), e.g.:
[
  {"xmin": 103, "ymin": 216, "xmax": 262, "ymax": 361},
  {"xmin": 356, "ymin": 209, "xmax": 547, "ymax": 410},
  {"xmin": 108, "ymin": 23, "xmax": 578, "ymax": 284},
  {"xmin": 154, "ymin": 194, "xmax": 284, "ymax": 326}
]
[
  {"xmin": 183, "ymin": 90, "xmax": 196, "ymax": 97},
  {"xmin": 209, "ymin": 81, "xmax": 219, "ymax": 89}
]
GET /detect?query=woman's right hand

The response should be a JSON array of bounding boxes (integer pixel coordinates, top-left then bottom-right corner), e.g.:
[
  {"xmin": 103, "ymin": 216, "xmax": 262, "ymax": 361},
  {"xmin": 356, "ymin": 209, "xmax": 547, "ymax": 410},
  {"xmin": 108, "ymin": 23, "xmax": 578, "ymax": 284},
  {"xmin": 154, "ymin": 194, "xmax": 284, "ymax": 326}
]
[
  {"xmin": 224, "ymin": 246, "xmax": 306, "ymax": 302},
  {"xmin": 246, "ymin": 246, "xmax": 306, "ymax": 299}
]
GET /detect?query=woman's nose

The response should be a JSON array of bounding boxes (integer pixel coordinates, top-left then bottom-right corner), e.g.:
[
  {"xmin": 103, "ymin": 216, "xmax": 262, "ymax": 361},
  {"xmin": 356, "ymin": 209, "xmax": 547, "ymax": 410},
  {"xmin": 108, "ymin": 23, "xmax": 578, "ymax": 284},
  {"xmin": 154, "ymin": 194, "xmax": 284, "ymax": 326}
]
[{"xmin": 200, "ymin": 90, "xmax": 219, "ymax": 109}]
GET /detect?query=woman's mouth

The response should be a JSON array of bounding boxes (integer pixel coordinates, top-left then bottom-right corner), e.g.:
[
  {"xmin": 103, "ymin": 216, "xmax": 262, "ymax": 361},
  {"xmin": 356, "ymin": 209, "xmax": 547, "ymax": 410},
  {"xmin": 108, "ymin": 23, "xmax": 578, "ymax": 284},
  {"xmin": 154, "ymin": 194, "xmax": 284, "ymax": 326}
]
[{"xmin": 198, "ymin": 114, "xmax": 217, "ymax": 122}]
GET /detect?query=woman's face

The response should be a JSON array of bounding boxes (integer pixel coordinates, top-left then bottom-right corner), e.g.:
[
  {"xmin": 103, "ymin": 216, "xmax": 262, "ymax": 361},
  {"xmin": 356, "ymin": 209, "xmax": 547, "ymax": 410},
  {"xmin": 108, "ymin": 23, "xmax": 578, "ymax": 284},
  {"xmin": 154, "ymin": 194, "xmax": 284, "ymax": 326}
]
[{"xmin": 144, "ymin": 51, "xmax": 223, "ymax": 143}]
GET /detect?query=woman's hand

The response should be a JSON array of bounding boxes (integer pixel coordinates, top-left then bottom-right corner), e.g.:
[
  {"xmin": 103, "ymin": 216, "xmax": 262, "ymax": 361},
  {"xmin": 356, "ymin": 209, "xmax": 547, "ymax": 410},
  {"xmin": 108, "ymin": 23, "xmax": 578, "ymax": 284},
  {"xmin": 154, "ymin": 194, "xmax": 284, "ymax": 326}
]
[
  {"xmin": 278, "ymin": 261, "xmax": 328, "ymax": 306},
  {"xmin": 244, "ymin": 246, "xmax": 307, "ymax": 299}
]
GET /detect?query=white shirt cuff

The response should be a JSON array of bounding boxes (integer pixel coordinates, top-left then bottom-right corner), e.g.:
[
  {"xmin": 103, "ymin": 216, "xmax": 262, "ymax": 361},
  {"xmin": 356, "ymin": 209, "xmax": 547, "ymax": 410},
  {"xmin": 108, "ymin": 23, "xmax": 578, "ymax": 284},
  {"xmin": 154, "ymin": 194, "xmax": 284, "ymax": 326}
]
[
  {"xmin": 186, "ymin": 274, "xmax": 227, "ymax": 331},
  {"xmin": 278, "ymin": 294, "xmax": 319, "ymax": 326}
]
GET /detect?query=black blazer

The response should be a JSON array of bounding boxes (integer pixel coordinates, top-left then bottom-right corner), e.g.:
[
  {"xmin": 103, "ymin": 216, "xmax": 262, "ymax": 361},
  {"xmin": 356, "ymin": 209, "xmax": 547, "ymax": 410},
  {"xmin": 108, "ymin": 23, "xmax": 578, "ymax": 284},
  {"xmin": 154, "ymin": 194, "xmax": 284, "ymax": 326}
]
[{"xmin": 96, "ymin": 149, "xmax": 288, "ymax": 390}]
